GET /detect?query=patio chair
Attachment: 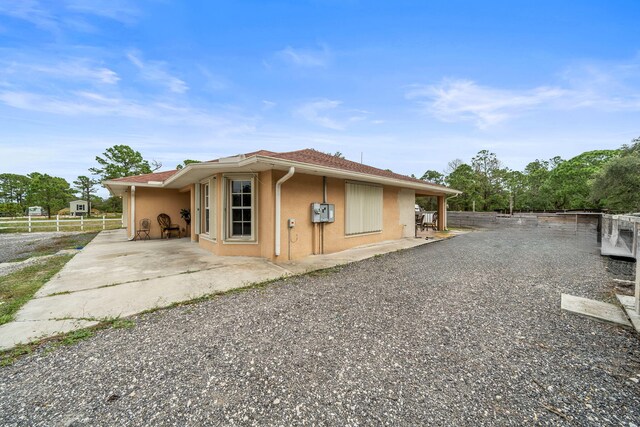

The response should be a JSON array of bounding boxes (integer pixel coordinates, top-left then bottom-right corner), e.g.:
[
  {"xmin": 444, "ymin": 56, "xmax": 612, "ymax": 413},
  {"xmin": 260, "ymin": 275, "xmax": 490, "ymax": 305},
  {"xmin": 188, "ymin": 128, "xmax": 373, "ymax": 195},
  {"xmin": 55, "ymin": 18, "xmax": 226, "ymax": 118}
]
[
  {"xmin": 135, "ymin": 218, "xmax": 151, "ymax": 240},
  {"xmin": 157, "ymin": 213, "xmax": 181, "ymax": 239}
]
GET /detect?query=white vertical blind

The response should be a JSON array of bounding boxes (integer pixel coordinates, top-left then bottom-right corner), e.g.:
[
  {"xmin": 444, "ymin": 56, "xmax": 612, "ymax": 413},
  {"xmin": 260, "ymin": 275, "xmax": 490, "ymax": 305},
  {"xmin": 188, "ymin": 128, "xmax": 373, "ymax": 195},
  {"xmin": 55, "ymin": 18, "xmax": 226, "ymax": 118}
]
[{"xmin": 345, "ymin": 182, "xmax": 383, "ymax": 235}]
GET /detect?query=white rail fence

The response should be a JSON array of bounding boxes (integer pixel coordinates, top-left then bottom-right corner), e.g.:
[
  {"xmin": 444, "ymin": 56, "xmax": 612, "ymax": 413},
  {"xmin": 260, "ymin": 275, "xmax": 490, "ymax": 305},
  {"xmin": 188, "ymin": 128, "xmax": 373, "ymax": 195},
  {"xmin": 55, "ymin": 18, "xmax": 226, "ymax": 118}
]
[{"xmin": 0, "ymin": 215, "xmax": 124, "ymax": 232}]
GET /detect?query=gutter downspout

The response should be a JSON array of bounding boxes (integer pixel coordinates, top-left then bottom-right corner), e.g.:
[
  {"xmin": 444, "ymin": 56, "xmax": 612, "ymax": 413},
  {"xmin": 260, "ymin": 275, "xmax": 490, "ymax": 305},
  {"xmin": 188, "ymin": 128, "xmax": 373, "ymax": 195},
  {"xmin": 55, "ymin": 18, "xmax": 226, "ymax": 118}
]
[
  {"xmin": 444, "ymin": 192, "xmax": 460, "ymax": 230},
  {"xmin": 128, "ymin": 186, "xmax": 136, "ymax": 241},
  {"xmin": 275, "ymin": 167, "xmax": 295, "ymax": 257}
]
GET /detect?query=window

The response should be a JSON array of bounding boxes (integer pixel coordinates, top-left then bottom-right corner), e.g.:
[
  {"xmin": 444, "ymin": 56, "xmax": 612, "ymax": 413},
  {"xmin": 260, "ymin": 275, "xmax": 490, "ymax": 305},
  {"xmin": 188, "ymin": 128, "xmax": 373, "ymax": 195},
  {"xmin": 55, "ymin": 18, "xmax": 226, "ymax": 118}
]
[
  {"xmin": 345, "ymin": 182, "xmax": 383, "ymax": 235},
  {"xmin": 225, "ymin": 176, "xmax": 256, "ymax": 240},
  {"xmin": 77, "ymin": 204, "xmax": 85, "ymax": 211},
  {"xmin": 200, "ymin": 178, "xmax": 216, "ymax": 239},
  {"xmin": 203, "ymin": 183, "xmax": 210, "ymax": 234}
]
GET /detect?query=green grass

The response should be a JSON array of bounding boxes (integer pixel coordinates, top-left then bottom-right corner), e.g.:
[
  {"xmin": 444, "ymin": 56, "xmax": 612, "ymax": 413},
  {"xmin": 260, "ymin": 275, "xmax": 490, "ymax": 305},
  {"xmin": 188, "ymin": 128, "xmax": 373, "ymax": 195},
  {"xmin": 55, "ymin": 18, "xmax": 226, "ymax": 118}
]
[
  {"xmin": 0, "ymin": 316, "xmax": 138, "ymax": 366},
  {"xmin": 0, "ymin": 255, "xmax": 74, "ymax": 325},
  {"xmin": 59, "ymin": 329, "xmax": 94, "ymax": 346}
]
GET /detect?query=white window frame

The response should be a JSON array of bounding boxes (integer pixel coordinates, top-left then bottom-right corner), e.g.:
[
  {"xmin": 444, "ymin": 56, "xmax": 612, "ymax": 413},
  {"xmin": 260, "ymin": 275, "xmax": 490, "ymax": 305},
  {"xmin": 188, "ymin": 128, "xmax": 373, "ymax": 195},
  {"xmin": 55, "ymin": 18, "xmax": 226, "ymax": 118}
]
[
  {"xmin": 199, "ymin": 177, "xmax": 217, "ymax": 240},
  {"xmin": 345, "ymin": 181, "xmax": 383, "ymax": 236},
  {"xmin": 223, "ymin": 174, "xmax": 257, "ymax": 242}
]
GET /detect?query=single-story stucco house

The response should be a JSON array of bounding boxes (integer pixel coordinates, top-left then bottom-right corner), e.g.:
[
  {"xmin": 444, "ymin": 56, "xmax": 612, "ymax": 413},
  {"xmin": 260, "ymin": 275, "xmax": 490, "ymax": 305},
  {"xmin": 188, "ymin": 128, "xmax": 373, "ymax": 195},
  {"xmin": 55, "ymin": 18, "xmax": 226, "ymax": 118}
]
[
  {"xmin": 70, "ymin": 200, "xmax": 89, "ymax": 216},
  {"xmin": 104, "ymin": 149, "xmax": 460, "ymax": 261}
]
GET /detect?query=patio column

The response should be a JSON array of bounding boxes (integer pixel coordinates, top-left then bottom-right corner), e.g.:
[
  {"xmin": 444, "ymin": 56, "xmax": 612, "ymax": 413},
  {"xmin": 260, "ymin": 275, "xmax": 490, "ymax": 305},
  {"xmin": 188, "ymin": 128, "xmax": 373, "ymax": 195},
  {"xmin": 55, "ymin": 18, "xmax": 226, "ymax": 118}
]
[{"xmin": 437, "ymin": 195, "xmax": 447, "ymax": 231}]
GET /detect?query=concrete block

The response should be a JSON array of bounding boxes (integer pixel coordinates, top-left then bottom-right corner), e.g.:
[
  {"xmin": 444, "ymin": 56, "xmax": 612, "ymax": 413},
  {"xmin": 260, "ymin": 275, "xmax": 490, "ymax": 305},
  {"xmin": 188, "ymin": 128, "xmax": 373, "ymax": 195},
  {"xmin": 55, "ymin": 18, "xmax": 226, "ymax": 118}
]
[{"xmin": 561, "ymin": 293, "xmax": 631, "ymax": 327}]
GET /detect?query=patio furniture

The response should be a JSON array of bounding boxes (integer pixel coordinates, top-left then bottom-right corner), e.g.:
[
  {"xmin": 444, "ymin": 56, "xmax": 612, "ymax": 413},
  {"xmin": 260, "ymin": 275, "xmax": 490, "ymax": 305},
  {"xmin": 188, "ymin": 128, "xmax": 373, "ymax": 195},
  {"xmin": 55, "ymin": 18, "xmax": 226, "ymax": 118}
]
[
  {"xmin": 157, "ymin": 213, "xmax": 181, "ymax": 239},
  {"xmin": 135, "ymin": 218, "xmax": 151, "ymax": 240}
]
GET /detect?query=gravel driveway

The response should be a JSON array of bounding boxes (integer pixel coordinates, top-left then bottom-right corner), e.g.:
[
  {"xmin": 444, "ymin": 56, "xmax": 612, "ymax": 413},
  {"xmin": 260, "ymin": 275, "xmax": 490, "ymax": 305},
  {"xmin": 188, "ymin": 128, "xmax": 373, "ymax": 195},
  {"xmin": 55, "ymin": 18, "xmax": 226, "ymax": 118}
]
[{"xmin": 1, "ymin": 230, "xmax": 639, "ymax": 426}]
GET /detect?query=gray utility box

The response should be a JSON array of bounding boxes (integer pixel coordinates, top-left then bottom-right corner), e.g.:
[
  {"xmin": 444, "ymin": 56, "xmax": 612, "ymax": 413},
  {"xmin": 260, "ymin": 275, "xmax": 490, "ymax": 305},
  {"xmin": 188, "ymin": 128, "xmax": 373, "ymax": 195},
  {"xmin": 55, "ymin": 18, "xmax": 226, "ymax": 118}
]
[{"xmin": 311, "ymin": 203, "xmax": 335, "ymax": 223}]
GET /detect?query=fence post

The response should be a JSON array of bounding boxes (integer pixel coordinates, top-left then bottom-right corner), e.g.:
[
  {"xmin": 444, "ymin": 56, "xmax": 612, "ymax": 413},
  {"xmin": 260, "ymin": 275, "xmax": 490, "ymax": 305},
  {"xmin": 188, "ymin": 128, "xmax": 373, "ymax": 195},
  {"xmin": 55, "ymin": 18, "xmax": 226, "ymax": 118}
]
[
  {"xmin": 81, "ymin": 215, "xmax": 84, "ymax": 231},
  {"xmin": 28, "ymin": 215, "xmax": 32, "ymax": 233},
  {"xmin": 102, "ymin": 215, "xmax": 106, "ymax": 230}
]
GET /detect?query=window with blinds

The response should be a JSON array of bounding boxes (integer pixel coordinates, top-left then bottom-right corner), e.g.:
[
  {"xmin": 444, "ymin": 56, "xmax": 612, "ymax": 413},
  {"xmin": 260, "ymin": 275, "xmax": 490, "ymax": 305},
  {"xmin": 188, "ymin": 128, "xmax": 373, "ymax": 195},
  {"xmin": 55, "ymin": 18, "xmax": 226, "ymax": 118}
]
[{"xmin": 345, "ymin": 182, "xmax": 383, "ymax": 235}]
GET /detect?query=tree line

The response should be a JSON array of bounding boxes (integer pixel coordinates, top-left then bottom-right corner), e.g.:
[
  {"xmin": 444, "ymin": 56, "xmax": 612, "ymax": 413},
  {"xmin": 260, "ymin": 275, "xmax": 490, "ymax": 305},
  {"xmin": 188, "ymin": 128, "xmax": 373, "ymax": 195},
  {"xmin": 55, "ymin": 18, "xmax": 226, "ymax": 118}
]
[
  {"xmin": 3, "ymin": 138, "xmax": 638, "ymax": 218},
  {"xmin": 0, "ymin": 145, "xmax": 163, "ymax": 218},
  {"xmin": 417, "ymin": 137, "xmax": 640, "ymax": 214}
]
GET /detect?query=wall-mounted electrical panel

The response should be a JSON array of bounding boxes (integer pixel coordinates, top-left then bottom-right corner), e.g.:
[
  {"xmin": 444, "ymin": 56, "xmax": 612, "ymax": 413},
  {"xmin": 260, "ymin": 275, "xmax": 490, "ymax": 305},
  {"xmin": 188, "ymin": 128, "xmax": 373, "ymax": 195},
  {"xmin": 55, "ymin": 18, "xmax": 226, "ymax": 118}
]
[{"xmin": 311, "ymin": 203, "xmax": 335, "ymax": 223}]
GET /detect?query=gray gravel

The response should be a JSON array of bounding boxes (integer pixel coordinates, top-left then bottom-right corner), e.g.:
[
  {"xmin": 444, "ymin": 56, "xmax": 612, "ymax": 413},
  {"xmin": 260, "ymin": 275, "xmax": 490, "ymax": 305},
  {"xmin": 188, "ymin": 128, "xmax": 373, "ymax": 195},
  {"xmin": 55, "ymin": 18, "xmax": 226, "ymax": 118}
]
[
  {"xmin": 0, "ymin": 232, "xmax": 80, "ymax": 263},
  {"xmin": 1, "ymin": 229, "xmax": 639, "ymax": 426}
]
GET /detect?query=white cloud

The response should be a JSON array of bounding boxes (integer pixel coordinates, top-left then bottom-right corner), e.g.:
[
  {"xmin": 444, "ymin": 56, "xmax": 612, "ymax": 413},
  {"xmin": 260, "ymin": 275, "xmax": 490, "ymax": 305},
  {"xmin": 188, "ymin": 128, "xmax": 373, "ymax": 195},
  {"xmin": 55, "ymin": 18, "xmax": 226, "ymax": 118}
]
[
  {"xmin": 0, "ymin": 89, "xmax": 254, "ymax": 133},
  {"xmin": 0, "ymin": 0, "xmax": 60, "ymax": 32},
  {"xmin": 63, "ymin": 0, "xmax": 140, "ymax": 24},
  {"xmin": 294, "ymin": 99, "xmax": 373, "ymax": 130},
  {"xmin": 0, "ymin": 0, "xmax": 140, "ymax": 33},
  {"xmin": 277, "ymin": 44, "xmax": 331, "ymax": 68},
  {"xmin": 21, "ymin": 60, "xmax": 120, "ymax": 85},
  {"xmin": 408, "ymin": 57, "xmax": 640, "ymax": 129},
  {"xmin": 262, "ymin": 100, "xmax": 277, "ymax": 110},
  {"xmin": 295, "ymin": 99, "xmax": 345, "ymax": 130},
  {"xmin": 406, "ymin": 79, "xmax": 566, "ymax": 129},
  {"xmin": 127, "ymin": 51, "xmax": 188, "ymax": 94},
  {"xmin": 198, "ymin": 66, "xmax": 230, "ymax": 91}
]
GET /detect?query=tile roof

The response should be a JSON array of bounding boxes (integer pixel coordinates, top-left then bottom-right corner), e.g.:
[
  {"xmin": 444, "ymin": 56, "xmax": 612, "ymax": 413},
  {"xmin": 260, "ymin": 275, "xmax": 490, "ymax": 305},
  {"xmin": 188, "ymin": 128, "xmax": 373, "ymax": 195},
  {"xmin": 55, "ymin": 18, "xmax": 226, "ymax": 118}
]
[
  {"xmin": 108, "ymin": 148, "xmax": 452, "ymax": 190},
  {"xmin": 252, "ymin": 148, "xmax": 446, "ymax": 188},
  {"xmin": 109, "ymin": 170, "xmax": 178, "ymax": 183}
]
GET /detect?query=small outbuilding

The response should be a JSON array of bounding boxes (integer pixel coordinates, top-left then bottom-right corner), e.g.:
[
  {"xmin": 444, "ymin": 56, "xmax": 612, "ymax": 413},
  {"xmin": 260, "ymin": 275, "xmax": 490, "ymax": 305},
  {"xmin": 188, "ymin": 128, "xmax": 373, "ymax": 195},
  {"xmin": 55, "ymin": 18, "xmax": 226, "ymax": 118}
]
[
  {"xmin": 70, "ymin": 200, "xmax": 89, "ymax": 216},
  {"xmin": 27, "ymin": 206, "xmax": 46, "ymax": 216}
]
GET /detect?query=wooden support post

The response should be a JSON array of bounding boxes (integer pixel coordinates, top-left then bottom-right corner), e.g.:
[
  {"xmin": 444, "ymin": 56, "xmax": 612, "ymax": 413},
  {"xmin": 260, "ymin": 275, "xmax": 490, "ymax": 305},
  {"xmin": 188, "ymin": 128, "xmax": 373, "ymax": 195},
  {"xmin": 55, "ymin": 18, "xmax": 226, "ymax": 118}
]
[
  {"xmin": 81, "ymin": 215, "xmax": 84, "ymax": 231},
  {"xmin": 102, "ymin": 215, "xmax": 106, "ymax": 230},
  {"xmin": 437, "ymin": 196, "xmax": 446, "ymax": 231},
  {"xmin": 56, "ymin": 215, "xmax": 60, "ymax": 232},
  {"xmin": 28, "ymin": 215, "xmax": 32, "ymax": 233}
]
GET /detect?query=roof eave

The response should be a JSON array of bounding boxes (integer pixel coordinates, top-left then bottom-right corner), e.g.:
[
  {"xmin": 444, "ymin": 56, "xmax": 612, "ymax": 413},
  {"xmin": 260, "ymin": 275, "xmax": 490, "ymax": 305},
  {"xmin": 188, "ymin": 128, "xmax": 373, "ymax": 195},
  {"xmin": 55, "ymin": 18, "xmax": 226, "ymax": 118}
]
[
  {"xmin": 254, "ymin": 156, "xmax": 461, "ymax": 195},
  {"xmin": 102, "ymin": 155, "xmax": 461, "ymax": 196}
]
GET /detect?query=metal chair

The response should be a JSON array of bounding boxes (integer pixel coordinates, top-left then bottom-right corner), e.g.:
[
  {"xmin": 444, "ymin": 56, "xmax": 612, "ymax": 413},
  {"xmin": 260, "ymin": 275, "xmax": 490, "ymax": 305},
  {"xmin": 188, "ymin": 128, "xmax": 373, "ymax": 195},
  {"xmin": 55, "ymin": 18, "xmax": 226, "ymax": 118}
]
[
  {"xmin": 135, "ymin": 218, "xmax": 151, "ymax": 240},
  {"xmin": 157, "ymin": 213, "xmax": 181, "ymax": 239}
]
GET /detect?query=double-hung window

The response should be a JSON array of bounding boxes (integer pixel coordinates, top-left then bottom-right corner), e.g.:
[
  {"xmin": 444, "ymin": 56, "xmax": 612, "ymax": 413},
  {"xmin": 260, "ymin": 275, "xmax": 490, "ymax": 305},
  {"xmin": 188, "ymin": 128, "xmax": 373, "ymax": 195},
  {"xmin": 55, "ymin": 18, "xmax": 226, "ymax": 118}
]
[
  {"xmin": 225, "ymin": 175, "xmax": 256, "ymax": 241},
  {"xmin": 345, "ymin": 182, "xmax": 383, "ymax": 235}
]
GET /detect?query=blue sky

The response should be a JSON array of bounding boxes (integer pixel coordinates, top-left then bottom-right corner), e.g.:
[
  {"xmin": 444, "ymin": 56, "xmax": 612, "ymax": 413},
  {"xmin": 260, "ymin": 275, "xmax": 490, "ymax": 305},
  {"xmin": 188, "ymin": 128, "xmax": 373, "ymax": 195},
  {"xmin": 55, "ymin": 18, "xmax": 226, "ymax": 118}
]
[{"xmin": 1, "ymin": 0, "xmax": 639, "ymax": 197}]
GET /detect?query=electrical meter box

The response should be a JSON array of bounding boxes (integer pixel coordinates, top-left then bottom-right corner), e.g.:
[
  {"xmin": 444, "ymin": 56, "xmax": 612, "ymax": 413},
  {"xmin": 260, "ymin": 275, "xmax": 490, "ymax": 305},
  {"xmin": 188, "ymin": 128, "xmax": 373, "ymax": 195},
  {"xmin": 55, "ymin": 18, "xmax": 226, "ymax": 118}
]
[{"xmin": 311, "ymin": 203, "xmax": 335, "ymax": 223}]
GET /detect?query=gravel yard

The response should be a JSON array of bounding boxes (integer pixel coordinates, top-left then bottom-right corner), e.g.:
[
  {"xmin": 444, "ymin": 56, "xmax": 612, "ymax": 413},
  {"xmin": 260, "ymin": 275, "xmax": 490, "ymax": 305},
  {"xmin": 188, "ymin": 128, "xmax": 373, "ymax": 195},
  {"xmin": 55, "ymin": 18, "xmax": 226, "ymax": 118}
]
[
  {"xmin": 0, "ymin": 232, "xmax": 81, "ymax": 264},
  {"xmin": 1, "ymin": 229, "xmax": 639, "ymax": 426}
]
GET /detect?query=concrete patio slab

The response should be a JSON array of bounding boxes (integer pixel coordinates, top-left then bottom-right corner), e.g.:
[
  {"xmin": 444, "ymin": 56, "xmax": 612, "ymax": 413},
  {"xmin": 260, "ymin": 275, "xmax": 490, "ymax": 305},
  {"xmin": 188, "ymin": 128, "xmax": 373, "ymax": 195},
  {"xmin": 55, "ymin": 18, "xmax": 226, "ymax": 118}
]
[
  {"xmin": 616, "ymin": 294, "xmax": 640, "ymax": 332},
  {"xmin": 561, "ymin": 293, "xmax": 631, "ymax": 326},
  {"xmin": 0, "ymin": 229, "xmax": 461, "ymax": 350}
]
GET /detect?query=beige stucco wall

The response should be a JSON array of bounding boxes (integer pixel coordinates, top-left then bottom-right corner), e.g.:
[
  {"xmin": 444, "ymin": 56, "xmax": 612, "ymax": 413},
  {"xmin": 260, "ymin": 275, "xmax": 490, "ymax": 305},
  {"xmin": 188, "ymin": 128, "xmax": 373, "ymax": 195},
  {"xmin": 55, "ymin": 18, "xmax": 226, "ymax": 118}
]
[
  {"xmin": 132, "ymin": 187, "xmax": 190, "ymax": 239},
  {"xmin": 276, "ymin": 173, "xmax": 410, "ymax": 261}
]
